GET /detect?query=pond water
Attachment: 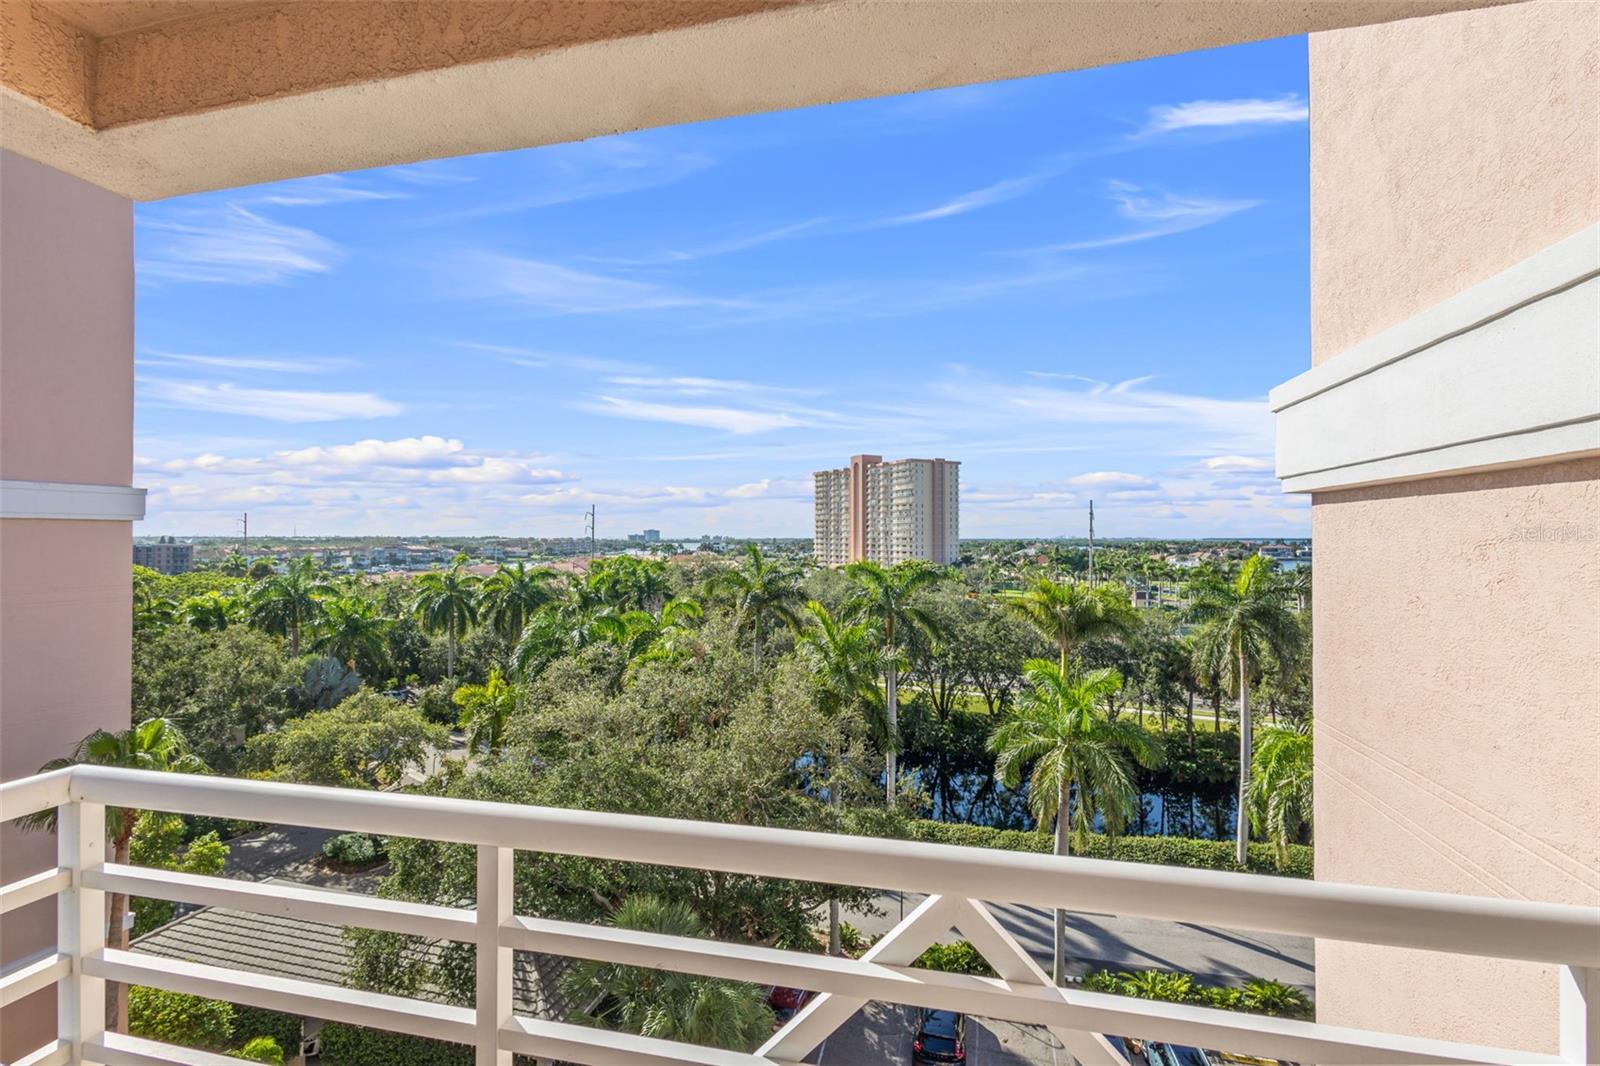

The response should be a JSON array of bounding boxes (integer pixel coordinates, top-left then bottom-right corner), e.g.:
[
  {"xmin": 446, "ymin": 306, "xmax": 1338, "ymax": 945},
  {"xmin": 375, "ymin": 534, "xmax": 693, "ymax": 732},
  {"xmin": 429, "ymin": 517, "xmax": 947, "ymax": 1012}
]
[{"xmin": 909, "ymin": 770, "xmax": 1238, "ymax": 840}]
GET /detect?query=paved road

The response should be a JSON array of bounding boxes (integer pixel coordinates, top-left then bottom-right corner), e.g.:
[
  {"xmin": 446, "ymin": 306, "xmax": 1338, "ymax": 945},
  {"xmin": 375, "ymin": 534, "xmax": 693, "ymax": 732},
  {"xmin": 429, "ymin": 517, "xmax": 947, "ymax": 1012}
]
[
  {"xmin": 848, "ymin": 891, "xmax": 1313, "ymax": 992},
  {"xmin": 815, "ymin": 1002, "xmax": 1075, "ymax": 1066}
]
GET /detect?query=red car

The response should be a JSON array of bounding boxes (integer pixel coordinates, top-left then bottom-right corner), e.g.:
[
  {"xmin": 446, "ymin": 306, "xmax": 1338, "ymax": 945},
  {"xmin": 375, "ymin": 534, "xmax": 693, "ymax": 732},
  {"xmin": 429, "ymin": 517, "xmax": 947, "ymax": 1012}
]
[{"xmin": 766, "ymin": 986, "xmax": 813, "ymax": 1023}]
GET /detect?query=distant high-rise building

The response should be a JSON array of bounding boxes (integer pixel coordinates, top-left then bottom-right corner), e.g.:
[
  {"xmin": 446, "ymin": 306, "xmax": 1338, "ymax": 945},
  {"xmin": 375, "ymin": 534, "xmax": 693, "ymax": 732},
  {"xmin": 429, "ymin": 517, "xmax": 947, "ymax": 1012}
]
[
  {"xmin": 134, "ymin": 536, "xmax": 194, "ymax": 575},
  {"xmin": 643, "ymin": 529, "xmax": 661, "ymax": 543},
  {"xmin": 813, "ymin": 455, "xmax": 959, "ymax": 566}
]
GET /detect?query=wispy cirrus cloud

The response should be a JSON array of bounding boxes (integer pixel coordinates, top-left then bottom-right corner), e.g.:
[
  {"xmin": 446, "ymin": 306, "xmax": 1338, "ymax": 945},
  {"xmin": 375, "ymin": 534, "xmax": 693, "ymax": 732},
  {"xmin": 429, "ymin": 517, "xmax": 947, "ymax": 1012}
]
[
  {"xmin": 246, "ymin": 174, "xmax": 410, "ymax": 208},
  {"xmin": 451, "ymin": 341, "xmax": 646, "ymax": 376},
  {"xmin": 137, "ymin": 350, "xmax": 354, "ymax": 374},
  {"xmin": 1026, "ymin": 180, "xmax": 1259, "ymax": 253},
  {"xmin": 593, "ymin": 218, "xmax": 833, "ymax": 266},
  {"xmin": 1143, "ymin": 95, "xmax": 1308, "ymax": 134},
  {"xmin": 140, "ymin": 380, "xmax": 404, "ymax": 422},
  {"xmin": 460, "ymin": 253, "xmax": 746, "ymax": 315},
  {"xmin": 418, "ymin": 140, "xmax": 715, "ymax": 225},
  {"xmin": 138, "ymin": 205, "xmax": 340, "ymax": 285},
  {"xmin": 877, "ymin": 171, "xmax": 1054, "ymax": 226}
]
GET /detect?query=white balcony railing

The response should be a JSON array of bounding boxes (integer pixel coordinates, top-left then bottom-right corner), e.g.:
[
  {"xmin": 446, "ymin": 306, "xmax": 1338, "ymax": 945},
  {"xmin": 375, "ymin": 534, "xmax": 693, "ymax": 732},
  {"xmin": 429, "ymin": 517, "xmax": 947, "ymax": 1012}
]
[{"xmin": 2, "ymin": 765, "xmax": 1596, "ymax": 1066}]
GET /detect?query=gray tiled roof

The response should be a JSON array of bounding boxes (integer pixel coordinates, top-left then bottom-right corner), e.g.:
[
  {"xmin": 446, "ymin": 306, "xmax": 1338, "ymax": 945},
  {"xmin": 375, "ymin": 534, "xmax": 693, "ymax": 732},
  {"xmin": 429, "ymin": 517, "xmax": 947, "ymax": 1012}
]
[{"xmin": 132, "ymin": 881, "xmax": 577, "ymax": 1022}]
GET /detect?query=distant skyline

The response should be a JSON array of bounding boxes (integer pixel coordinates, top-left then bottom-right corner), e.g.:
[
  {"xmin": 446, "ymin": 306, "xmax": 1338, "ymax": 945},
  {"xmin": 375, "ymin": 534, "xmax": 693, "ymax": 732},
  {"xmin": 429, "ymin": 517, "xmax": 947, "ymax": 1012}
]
[{"xmin": 134, "ymin": 36, "xmax": 1311, "ymax": 539}]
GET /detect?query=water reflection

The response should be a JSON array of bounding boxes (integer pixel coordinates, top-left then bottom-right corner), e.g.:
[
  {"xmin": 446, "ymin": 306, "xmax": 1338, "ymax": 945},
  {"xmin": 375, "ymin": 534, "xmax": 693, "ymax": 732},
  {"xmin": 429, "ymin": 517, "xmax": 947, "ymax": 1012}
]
[{"xmin": 911, "ymin": 771, "xmax": 1238, "ymax": 840}]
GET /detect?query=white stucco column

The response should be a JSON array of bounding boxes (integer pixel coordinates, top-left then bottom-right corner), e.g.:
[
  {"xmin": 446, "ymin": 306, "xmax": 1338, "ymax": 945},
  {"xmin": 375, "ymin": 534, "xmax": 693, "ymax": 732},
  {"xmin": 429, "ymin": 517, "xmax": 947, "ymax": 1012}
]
[{"xmin": 0, "ymin": 147, "xmax": 137, "ymax": 1059}]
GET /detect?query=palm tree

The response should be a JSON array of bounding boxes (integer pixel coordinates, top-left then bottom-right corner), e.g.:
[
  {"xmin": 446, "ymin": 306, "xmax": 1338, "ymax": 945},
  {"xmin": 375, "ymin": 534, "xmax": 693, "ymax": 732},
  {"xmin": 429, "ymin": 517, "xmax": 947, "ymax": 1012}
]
[
  {"xmin": 315, "ymin": 597, "xmax": 389, "ymax": 675},
  {"xmin": 797, "ymin": 601, "xmax": 888, "ymax": 954},
  {"xmin": 563, "ymin": 896, "xmax": 773, "ymax": 1050},
  {"xmin": 1188, "ymin": 554, "xmax": 1303, "ymax": 865},
  {"xmin": 18, "ymin": 719, "xmax": 207, "ymax": 1031},
  {"xmin": 707, "ymin": 544, "xmax": 804, "ymax": 669},
  {"xmin": 478, "ymin": 563, "xmax": 559, "ymax": 643},
  {"xmin": 452, "ymin": 670, "xmax": 518, "ymax": 755},
  {"xmin": 844, "ymin": 561, "xmax": 944, "ymax": 806},
  {"xmin": 412, "ymin": 558, "xmax": 480, "ymax": 679},
  {"xmin": 1247, "ymin": 720, "xmax": 1313, "ymax": 870},
  {"xmin": 596, "ymin": 597, "xmax": 706, "ymax": 666},
  {"xmin": 989, "ymin": 661, "xmax": 1163, "ymax": 984},
  {"xmin": 178, "ymin": 592, "xmax": 242, "ymax": 632},
  {"xmin": 1000, "ymin": 577, "xmax": 1138, "ymax": 674},
  {"xmin": 248, "ymin": 556, "xmax": 332, "ymax": 656}
]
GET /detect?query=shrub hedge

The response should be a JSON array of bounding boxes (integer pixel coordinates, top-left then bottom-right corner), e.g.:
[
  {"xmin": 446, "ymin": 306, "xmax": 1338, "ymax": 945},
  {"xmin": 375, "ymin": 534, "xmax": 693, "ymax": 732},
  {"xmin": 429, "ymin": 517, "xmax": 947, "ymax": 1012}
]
[
  {"xmin": 1081, "ymin": 968, "xmax": 1313, "ymax": 1020},
  {"xmin": 322, "ymin": 832, "xmax": 387, "ymax": 866},
  {"xmin": 905, "ymin": 820, "xmax": 1313, "ymax": 878},
  {"xmin": 318, "ymin": 1023, "xmax": 542, "ymax": 1066},
  {"xmin": 913, "ymin": 940, "xmax": 996, "ymax": 977}
]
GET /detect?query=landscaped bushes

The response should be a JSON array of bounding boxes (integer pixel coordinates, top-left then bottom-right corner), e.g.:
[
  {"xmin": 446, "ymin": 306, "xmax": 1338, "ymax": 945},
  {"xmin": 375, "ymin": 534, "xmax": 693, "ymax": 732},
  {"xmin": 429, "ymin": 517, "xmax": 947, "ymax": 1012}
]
[
  {"xmin": 912, "ymin": 939, "xmax": 996, "ymax": 977},
  {"xmin": 1081, "ymin": 968, "xmax": 1313, "ymax": 1020},
  {"xmin": 128, "ymin": 988, "xmax": 296, "ymax": 1059},
  {"xmin": 318, "ymin": 1022, "xmax": 473, "ymax": 1066},
  {"xmin": 317, "ymin": 1023, "xmax": 542, "ymax": 1066},
  {"xmin": 905, "ymin": 819, "xmax": 1313, "ymax": 878},
  {"xmin": 322, "ymin": 832, "xmax": 388, "ymax": 866}
]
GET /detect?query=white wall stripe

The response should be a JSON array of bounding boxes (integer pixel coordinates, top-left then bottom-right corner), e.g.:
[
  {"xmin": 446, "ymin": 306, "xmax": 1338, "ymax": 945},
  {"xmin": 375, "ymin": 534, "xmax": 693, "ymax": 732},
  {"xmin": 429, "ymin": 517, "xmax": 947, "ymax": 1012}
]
[{"xmin": 0, "ymin": 480, "xmax": 146, "ymax": 520}]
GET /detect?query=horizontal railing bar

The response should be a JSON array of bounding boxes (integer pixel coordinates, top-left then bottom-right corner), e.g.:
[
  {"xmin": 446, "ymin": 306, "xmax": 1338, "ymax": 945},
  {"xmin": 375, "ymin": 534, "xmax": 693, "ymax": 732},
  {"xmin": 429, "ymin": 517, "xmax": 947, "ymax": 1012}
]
[
  {"xmin": 10, "ymin": 1039, "xmax": 71, "ymax": 1066},
  {"xmin": 85, "ymin": 948, "xmax": 476, "ymax": 1046},
  {"xmin": 501, "ymin": 1015, "xmax": 786, "ymax": 1066},
  {"xmin": 87, "ymin": 863, "xmax": 475, "ymax": 942},
  {"xmin": 501, "ymin": 914, "xmax": 1557, "ymax": 1066},
  {"xmin": 0, "ymin": 949, "xmax": 71, "ymax": 1008},
  {"xmin": 0, "ymin": 867, "xmax": 71, "ymax": 915},
  {"xmin": 66, "ymin": 765, "xmax": 1600, "ymax": 968},
  {"xmin": 84, "ymin": 1032, "xmax": 252, "ymax": 1064},
  {"xmin": 0, "ymin": 767, "xmax": 72, "ymax": 823}
]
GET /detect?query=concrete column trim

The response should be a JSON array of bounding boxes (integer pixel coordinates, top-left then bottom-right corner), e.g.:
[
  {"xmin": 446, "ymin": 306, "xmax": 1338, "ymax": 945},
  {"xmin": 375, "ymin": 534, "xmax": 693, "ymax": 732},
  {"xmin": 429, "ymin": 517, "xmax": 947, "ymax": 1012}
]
[
  {"xmin": 0, "ymin": 481, "xmax": 146, "ymax": 521},
  {"xmin": 1273, "ymin": 224, "xmax": 1600, "ymax": 493}
]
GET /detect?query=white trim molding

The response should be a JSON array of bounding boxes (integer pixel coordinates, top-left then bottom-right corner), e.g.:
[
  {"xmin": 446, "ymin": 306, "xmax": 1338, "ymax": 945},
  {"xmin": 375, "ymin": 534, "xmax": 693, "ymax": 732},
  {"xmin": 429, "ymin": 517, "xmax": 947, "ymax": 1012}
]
[
  {"xmin": 1274, "ymin": 224, "xmax": 1600, "ymax": 493},
  {"xmin": 0, "ymin": 480, "xmax": 147, "ymax": 521}
]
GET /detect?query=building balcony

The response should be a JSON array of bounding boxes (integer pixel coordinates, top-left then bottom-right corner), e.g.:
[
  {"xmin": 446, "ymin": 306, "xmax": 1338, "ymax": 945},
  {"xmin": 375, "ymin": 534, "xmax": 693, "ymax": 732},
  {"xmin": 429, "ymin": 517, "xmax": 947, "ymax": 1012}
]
[{"xmin": 2, "ymin": 765, "xmax": 1595, "ymax": 1066}]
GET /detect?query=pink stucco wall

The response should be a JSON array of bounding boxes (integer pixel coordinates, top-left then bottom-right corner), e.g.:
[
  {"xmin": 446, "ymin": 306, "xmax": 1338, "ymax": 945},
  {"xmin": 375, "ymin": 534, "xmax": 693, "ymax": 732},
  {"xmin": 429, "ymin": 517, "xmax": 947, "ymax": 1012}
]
[
  {"xmin": 0, "ymin": 150, "xmax": 134, "ymax": 1060},
  {"xmin": 1308, "ymin": 2, "xmax": 1599, "ymax": 1051},
  {"xmin": 1309, "ymin": 0, "xmax": 1599, "ymax": 365}
]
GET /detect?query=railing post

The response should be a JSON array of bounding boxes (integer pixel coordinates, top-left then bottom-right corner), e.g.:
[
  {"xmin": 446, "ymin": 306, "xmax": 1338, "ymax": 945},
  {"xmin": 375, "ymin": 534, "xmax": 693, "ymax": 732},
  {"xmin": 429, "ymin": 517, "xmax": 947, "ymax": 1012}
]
[
  {"xmin": 58, "ymin": 800, "xmax": 106, "ymax": 1065},
  {"xmin": 475, "ymin": 845, "xmax": 513, "ymax": 1066},
  {"xmin": 1561, "ymin": 965, "xmax": 1597, "ymax": 1065}
]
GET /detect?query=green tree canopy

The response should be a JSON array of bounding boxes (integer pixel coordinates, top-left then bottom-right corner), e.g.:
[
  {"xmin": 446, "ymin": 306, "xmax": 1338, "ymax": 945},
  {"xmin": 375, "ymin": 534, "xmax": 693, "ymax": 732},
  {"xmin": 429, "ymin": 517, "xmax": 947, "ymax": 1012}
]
[{"xmin": 249, "ymin": 691, "xmax": 446, "ymax": 789}]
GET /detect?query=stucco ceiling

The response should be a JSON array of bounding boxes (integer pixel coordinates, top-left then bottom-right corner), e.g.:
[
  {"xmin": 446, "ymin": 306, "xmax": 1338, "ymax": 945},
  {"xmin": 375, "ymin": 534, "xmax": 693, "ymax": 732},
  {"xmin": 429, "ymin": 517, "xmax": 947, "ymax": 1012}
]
[{"xmin": 0, "ymin": 0, "xmax": 1522, "ymax": 201}]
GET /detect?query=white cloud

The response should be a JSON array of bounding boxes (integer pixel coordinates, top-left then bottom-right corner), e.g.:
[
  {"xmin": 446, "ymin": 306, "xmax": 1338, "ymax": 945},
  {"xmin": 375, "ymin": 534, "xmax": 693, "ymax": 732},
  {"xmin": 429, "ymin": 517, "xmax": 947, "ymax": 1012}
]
[
  {"xmin": 137, "ymin": 350, "xmax": 352, "ymax": 374},
  {"xmin": 1205, "ymin": 455, "xmax": 1275, "ymax": 471},
  {"xmin": 138, "ymin": 205, "xmax": 340, "ymax": 285},
  {"xmin": 878, "ymin": 173, "xmax": 1050, "ymax": 226},
  {"xmin": 419, "ymin": 140, "xmax": 715, "ymax": 224},
  {"xmin": 140, "ymin": 381, "xmax": 403, "ymax": 422},
  {"xmin": 463, "ymin": 254, "xmax": 745, "ymax": 315},
  {"xmin": 247, "ymin": 175, "xmax": 408, "ymax": 208},
  {"xmin": 595, "ymin": 218, "xmax": 831, "ymax": 265},
  {"xmin": 1144, "ymin": 96, "xmax": 1308, "ymax": 134},
  {"xmin": 1029, "ymin": 181, "xmax": 1258, "ymax": 253},
  {"xmin": 1070, "ymin": 471, "xmax": 1152, "ymax": 487},
  {"xmin": 578, "ymin": 395, "xmax": 807, "ymax": 435}
]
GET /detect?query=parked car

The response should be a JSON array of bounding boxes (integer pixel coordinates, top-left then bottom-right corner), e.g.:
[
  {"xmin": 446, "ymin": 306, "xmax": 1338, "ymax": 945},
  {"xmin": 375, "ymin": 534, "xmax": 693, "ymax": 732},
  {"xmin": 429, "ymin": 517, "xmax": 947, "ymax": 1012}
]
[
  {"xmin": 912, "ymin": 1009, "xmax": 966, "ymax": 1064},
  {"xmin": 1105, "ymin": 1035, "xmax": 1148, "ymax": 1065},
  {"xmin": 1145, "ymin": 1042, "xmax": 1214, "ymax": 1066},
  {"xmin": 766, "ymin": 986, "xmax": 812, "ymax": 1023}
]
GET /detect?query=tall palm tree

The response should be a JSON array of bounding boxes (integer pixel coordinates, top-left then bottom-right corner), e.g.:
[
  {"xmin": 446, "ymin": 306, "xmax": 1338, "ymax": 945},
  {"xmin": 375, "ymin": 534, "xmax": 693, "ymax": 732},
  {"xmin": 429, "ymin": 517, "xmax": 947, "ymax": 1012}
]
[
  {"xmin": 452, "ymin": 670, "xmax": 519, "ymax": 755},
  {"xmin": 412, "ymin": 558, "xmax": 480, "ymax": 679},
  {"xmin": 178, "ymin": 592, "xmax": 241, "ymax": 632},
  {"xmin": 563, "ymin": 896, "xmax": 773, "ymax": 1050},
  {"xmin": 989, "ymin": 662, "xmax": 1163, "ymax": 984},
  {"xmin": 1188, "ymin": 554, "xmax": 1303, "ymax": 864},
  {"xmin": 844, "ymin": 561, "xmax": 944, "ymax": 806},
  {"xmin": 18, "ymin": 719, "xmax": 207, "ymax": 1032},
  {"xmin": 479, "ymin": 563, "xmax": 560, "ymax": 643},
  {"xmin": 1000, "ymin": 577, "xmax": 1138, "ymax": 675},
  {"xmin": 797, "ymin": 601, "xmax": 888, "ymax": 954},
  {"xmin": 1247, "ymin": 720, "xmax": 1313, "ymax": 870},
  {"xmin": 707, "ymin": 544, "xmax": 804, "ymax": 669},
  {"xmin": 315, "ymin": 597, "xmax": 390, "ymax": 675},
  {"xmin": 248, "ymin": 556, "xmax": 332, "ymax": 656}
]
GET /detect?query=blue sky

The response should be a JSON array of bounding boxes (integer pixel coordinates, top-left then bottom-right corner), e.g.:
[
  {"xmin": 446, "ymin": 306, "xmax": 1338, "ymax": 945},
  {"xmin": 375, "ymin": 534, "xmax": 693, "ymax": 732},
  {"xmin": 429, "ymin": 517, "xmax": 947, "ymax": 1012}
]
[{"xmin": 134, "ymin": 35, "xmax": 1311, "ymax": 540}]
